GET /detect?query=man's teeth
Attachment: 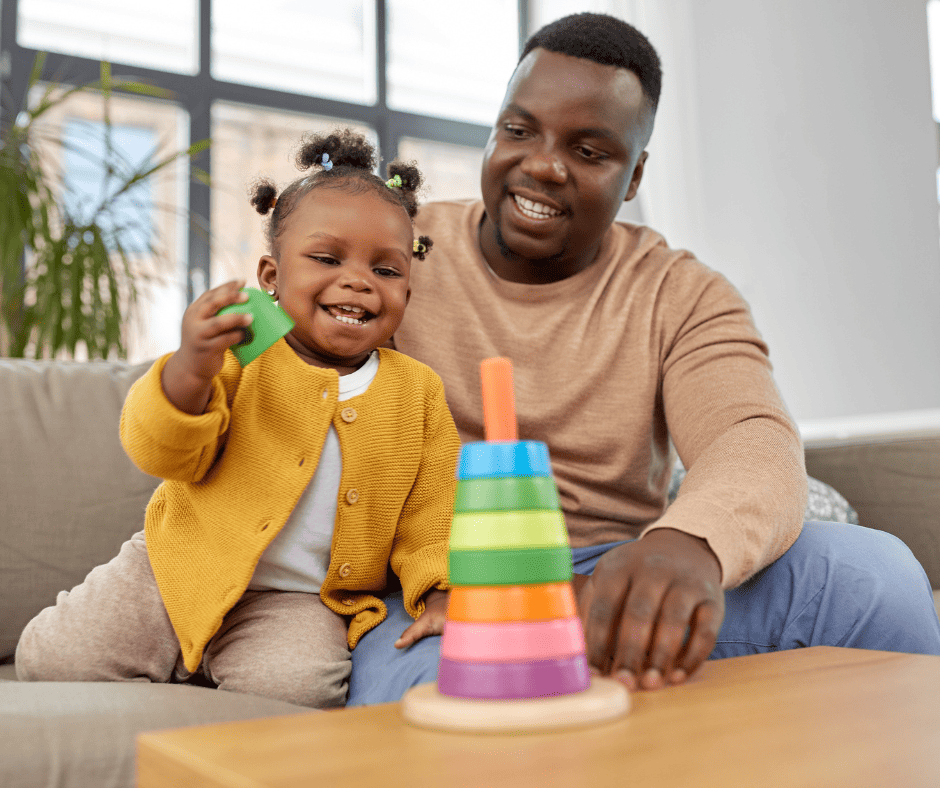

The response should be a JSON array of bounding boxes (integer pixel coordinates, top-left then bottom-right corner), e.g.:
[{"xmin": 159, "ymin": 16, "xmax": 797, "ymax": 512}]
[{"xmin": 514, "ymin": 195, "xmax": 562, "ymax": 220}]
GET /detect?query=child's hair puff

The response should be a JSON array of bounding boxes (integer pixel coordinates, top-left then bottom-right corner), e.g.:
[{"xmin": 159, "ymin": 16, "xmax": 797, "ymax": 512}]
[{"xmin": 249, "ymin": 128, "xmax": 432, "ymax": 260}]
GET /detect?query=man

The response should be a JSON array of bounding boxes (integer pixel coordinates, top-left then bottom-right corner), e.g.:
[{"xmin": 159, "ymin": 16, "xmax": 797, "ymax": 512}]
[{"xmin": 346, "ymin": 12, "xmax": 940, "ymax": 706}]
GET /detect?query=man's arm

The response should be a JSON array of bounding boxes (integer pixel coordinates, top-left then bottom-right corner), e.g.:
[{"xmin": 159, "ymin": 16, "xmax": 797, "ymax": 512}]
[{"xmin": 576, "ymin": 270, "xmax": 805, "ymax": 690}]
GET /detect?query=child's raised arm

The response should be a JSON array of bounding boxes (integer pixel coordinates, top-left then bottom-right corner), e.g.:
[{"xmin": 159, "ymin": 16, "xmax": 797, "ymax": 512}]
[{"xmin": 161, "ymin": 280, "xmax": 253, "ymax": 415}]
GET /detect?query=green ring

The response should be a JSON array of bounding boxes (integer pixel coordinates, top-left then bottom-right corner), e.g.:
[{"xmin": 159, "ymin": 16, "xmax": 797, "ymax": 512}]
[
  {"xmin": 448, "ymin": 546, "xmax": 573, "ymax": 586},
  {"xmin": 454, "ymin": 475, "xmax": 560, "ymax": 514},
  {"xmin": 450, "ymin": 510, "xmax": 569, "ymax": 550}
]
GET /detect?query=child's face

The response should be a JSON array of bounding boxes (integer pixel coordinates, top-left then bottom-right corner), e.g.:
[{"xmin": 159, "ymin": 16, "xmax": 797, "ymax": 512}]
[{"xmin": 258, "ymin": 187, "xmax": 413, "ymax": 372}]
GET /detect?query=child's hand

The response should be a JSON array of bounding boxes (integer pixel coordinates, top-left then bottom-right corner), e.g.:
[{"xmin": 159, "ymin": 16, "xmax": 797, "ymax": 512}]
[
  {"xmin": 177, "ymin": 280, "xmax": 253, "ymax": 381},
  {"xmin": 394, "ymin": 589, "xmax": 448, "ymax": 649},
  {"xmin": 161, "ymin": 280, "xmax": 252, "ymax": 414}
]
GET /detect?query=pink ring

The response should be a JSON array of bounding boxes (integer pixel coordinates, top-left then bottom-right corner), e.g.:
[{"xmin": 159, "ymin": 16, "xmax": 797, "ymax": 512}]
[{"xmin": 440, "ymin": 617, "xmax": 585, "ymax": 662}]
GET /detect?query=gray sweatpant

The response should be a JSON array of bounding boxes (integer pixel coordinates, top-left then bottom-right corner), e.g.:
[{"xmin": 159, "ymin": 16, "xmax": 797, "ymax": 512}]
[{"xmin": 15, "ymin": 530, "xmax": 351, "ymax": 709}]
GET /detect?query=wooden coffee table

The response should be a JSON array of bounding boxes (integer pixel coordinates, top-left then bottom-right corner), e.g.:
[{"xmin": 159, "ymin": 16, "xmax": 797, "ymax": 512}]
[{"xmin": 137, "ymin": 646, "xmax": 940, "ymax": 788}]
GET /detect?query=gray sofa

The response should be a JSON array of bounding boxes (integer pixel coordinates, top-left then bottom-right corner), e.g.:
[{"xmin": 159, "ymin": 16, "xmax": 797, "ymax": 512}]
[{"xmin": 2, "ymin": 357, "xmax": 939, "ymax": 788}]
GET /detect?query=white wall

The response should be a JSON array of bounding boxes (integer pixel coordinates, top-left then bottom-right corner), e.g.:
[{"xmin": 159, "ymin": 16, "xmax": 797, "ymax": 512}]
[{"xmin": 635, "ymin": 0, "xmax": 940, "ymax": 423}]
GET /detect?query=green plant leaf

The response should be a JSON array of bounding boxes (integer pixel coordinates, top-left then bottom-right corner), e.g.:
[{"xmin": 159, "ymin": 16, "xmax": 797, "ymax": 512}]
[{"xmin": 1, "ymin": 52, "xmax": 210, "ymax": 359}]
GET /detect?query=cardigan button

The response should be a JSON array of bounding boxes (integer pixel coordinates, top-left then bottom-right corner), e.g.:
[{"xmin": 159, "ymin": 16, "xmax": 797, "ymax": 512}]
[
  {"xmin": 341, "ymin": 407, "xmax": 357, "ymax": 423},
  {"xmin": 339, "ymin": 563, "xmax": 352, "ymax": 578},
  {"xmin": 322, "ymin": 389, "xmax": 328, "ymax": 399},
  {"xmin": 345, "ymin": 488, "xmax": 359, "ymax": 504}
]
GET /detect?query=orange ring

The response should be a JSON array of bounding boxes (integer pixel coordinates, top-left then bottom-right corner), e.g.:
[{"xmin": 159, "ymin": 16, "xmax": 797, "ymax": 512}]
[{"xmin": 447, "ymin": 583, "xmax": 577, "ymax": 623}]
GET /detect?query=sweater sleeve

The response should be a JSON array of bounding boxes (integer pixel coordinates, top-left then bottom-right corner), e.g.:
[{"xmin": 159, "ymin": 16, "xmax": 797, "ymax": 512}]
[
  {"xmin": 389, "ymin": 374, "xmax": 461, "ymax": 619},
  {"xmin": 650, "ymin": 268, "xmax": 807, "ymax": 588},
  {"xmin": 119, "ymin": 353, "xmax": 235, "ymax": 482}
]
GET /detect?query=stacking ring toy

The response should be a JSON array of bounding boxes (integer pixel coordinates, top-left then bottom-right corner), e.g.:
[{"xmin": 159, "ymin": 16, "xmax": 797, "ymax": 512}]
[
  {"xmin": 446, "ymin": 583, "xmax": 577, "ymax": 623},
  {"xmin": 437, "ymin": 655, "xmax": 591, "ymax": 700},
  {"xmin": 441, "ymin": 617, "xmax": 585, "ymax": 662}
]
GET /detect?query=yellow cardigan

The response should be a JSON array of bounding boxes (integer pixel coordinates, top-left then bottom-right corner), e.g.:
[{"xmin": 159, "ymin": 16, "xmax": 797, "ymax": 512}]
[{"xmin": 120, "ymin": 339, "xmax": 460, "ymax": 672}]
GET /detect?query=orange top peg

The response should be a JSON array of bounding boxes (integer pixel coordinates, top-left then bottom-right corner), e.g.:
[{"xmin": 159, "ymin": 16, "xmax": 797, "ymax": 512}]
[{"xmin": 480, "ymin": 357, "xmax": 518, "ymax": 442}]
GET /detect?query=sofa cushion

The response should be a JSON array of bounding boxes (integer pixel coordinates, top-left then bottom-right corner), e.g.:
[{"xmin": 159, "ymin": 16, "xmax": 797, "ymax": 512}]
[
  {"xmin": 0, "ymin": 358, "xmax": 160, "ymax": 661},
  {"xmin": 0, "ymin": 681, "xmax": 309, "ymax": 788},
  {"xmin": 667, "ymin": 464, "xmax": 859, "ymax": 524}
]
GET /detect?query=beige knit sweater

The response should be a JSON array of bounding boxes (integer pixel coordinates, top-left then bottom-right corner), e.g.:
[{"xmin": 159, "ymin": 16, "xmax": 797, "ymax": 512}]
[
  {"xmin": 120, "ymin": 340, "xmax": 460, "ymax": 671},
  {"xmin": 395, "ymin": 200, "xmax": 807, "ymax": 589}
]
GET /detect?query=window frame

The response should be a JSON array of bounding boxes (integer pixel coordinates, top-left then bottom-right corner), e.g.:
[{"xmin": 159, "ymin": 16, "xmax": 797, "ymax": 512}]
[{"xmin": 0, "ymin": 0, "xmax": 530, "ymax": 303}]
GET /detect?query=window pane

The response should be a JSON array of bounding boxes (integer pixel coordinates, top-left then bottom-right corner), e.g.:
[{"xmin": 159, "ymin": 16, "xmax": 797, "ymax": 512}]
[
  {"xmin": 397, "ymin": 137, "xmax": 483, "ymax": 203},
  {"xmin": 62, "ymin": 120, "xmax": 156, "ymax": 253},
  {"xmin": 17, "ymin": 0, "xmax": 198, "ymax": 74},
  {"xmin": 212, "ymin": 1, "xmax": 376, "ymax": 104},
  {"xmin": 387, "ymin": 0, "xmax": 518, "ymax": 125},
  {"xmin": 28, "ymin": 87, "xmax": 190, "ymax": 362},
  {"xmin": 210, "ymin": 102, "xmax": 376, "ymax": 287}
]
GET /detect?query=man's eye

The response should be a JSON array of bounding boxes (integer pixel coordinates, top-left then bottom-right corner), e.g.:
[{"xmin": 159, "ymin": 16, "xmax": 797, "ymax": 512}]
[
  {"xmin": 505, "ymin": 125, "xmax": 529, "ymax": 139},
  {"xmin": 575, "ymin": 146, "xmax": 607, "ymax": 161}
]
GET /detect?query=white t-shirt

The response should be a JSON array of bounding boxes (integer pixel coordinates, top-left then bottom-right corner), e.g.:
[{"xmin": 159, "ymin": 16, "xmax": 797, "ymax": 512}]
[{"xmin": 248, "ymin": 351, "xmax": 379, "ymax": 593}]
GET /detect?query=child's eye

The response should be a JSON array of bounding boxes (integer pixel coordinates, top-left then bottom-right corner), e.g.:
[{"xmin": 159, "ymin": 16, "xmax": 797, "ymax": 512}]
[
  {"xmin": 374, "ymin": 267, "xmax": 401, "ymax": 277},
  {"xmin": 311, "ymin": 255, "xmax": 339, "ymax": 265}
]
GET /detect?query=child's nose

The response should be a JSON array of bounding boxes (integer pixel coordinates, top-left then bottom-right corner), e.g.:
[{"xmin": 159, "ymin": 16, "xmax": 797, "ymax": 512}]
[{"xmin": 339, "ymin": 270, "xmax": 372, "ymax": 291}]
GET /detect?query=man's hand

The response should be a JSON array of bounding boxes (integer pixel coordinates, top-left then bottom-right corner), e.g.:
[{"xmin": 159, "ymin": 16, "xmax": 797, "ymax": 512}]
[
  {"xmin": 394, "ymin": 589, "xmax": 449, "ymax": 649},
  {"xmin": 575, "ymin": 528, "xmax": 724, "ymax": 691}
]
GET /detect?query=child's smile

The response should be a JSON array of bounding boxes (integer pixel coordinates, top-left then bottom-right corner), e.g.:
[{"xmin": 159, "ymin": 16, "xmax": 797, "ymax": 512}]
[
  {"xmin": 323, "ymin": 303, "xmax": 373, "ymax": 325},
  {"xmin": 258, "ymin": 187, "xmax": 413, "ymax": 374}
]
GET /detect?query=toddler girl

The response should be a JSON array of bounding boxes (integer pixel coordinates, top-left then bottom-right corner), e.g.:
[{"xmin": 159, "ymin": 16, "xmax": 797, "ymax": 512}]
[{"xmin": 15, "ymin": 129, "xmax": 460, "ymax": 708}]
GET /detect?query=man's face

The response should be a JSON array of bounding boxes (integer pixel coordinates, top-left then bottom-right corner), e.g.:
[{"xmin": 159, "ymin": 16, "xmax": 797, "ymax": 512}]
[{"xmin": 479, "ymin": 48, "xmax": 651, "ymax": 283}]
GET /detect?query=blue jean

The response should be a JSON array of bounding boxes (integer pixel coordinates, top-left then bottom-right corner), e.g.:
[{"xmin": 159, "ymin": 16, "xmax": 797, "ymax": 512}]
[{"xmin": 346, "ymin": 522, "xmax": 940, "ymax": 706}]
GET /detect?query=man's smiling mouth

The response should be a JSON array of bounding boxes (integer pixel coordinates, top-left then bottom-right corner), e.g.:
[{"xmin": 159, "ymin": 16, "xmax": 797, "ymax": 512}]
[
  {"xmin": 513, "ymin": 194, "xmax": 563, "ymax": 220},
  {"xmin": 323, "ymin": 304, "xmax": 373, "ymax": 325}
]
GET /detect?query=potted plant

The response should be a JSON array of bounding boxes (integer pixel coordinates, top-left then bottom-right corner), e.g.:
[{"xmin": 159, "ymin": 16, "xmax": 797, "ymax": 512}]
[{"xmin": 0, "ymin": 54, "xmax": 209, "ymax": 359}]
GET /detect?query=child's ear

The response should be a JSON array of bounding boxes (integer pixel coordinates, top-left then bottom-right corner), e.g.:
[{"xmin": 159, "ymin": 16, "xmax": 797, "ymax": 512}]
[
  {"xmin": 405, "ymin": 287, "xmax": 412, "ymax": 306},
  {"xmin": 257, "ymin": 255, "xmax": 278, "ymax": 292}
]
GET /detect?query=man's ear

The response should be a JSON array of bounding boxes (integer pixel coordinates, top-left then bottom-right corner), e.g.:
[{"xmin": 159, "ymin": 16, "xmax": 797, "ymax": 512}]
[
  {"xmin": 624, "ymin": 151, "xmax": 648, "ymax": 202},
  {"xmin": 257, "ymin": 255, "xmax": 277, "ymax": 292}
]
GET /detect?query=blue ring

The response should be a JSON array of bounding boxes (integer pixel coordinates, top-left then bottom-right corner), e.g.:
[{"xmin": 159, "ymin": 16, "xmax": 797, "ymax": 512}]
[{"xmin": 457, "ymin": 441, "xmax": 552, "ymax": 479}]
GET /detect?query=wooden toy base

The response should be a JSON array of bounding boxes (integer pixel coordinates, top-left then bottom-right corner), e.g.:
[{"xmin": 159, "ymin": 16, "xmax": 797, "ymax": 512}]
[{"xmin": 401, "ymin": 676, "xmax": 629, "ymax": 734}]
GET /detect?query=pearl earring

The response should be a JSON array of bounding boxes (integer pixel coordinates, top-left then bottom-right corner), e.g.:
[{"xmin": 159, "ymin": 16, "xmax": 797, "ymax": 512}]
[{"xmin": 266, "ymin": 289, "xmax": 276, "ymax": 296}]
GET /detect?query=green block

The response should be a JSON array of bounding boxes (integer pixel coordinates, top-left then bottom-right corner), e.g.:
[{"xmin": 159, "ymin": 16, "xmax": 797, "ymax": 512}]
[{"xmin": 217, "ymin": 288, "xmax": 294, "ymax": 366}]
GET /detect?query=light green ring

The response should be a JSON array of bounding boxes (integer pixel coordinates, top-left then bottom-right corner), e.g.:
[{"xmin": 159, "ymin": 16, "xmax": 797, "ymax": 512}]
[{"xmin": 449, "ymin": 510, "xmax": 569, "ymax": 550}]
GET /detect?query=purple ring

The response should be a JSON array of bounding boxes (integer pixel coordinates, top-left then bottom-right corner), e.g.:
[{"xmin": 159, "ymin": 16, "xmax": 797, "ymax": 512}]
[{"xmin": 437, "ymin": 655, "xmax": 590, "ymax": 700}]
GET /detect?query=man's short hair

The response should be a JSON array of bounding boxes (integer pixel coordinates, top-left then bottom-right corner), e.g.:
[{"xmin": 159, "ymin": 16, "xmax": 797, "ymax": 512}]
[{"xmin": 520, "ymin": 12, "xmax": 662, "ymax": 112}]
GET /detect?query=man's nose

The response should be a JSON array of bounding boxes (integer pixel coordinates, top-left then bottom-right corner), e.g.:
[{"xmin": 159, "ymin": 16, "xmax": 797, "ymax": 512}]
[{"xmin": 520, "ymin": 148, "xmax": 568, "ymax": 184}]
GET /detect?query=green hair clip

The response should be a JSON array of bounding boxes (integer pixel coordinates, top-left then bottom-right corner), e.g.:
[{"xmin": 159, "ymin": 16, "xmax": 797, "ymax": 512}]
[
  {"xmin": 413, "ymin": 239, "xmax": 427, "ymax": 254},
  {"xmin": 386, "ymin": 174, "xmax": 403, "ymax": 189}
]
